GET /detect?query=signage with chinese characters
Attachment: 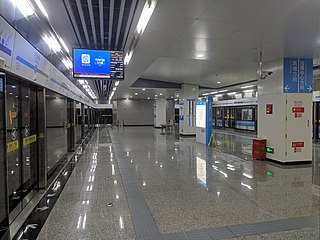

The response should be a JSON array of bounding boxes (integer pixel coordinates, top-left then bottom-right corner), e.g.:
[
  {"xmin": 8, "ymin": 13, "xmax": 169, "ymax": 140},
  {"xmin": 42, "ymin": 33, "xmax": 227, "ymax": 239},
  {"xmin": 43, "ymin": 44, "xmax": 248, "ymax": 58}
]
[
  {"xmin": 292, "ymin": 142, "xmax": 304, "ymax": 153},
  {"xmin": 283, "ymin": 58, "xmax": 313, "ymax": 93},
  {"xmin": 196, "ymin": 102, "xmax": 206, "ymax": 128},
  {"xmin": 292, "ymin": 107, "xmax": 304, "ymax": 113},
  {"xmin": 266, "ymin": 104, "xmax": 273, "ymax": 114},
  {"xmin": 292, "ymin": 107, "xmax": 304, "ymax": 118},
  {"xmin": 292, "ymin": 142, "xmax": 304, "ymax": 148}
]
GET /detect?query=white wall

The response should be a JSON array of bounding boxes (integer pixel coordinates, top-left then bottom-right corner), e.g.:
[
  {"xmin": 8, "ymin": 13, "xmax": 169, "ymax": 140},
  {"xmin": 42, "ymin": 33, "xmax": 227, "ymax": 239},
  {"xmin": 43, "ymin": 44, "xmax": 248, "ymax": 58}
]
[{"xmin": 117, "ymin": 99, "xmax": 154, "ymax": 126}]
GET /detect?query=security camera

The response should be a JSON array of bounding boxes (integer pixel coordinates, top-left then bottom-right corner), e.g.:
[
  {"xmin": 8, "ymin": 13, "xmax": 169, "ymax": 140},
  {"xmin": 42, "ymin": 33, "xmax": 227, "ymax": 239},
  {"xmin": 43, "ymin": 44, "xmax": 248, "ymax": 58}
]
[{"xmin": 258, "ymin": 70, "xmax": 273, "ymax": 79}]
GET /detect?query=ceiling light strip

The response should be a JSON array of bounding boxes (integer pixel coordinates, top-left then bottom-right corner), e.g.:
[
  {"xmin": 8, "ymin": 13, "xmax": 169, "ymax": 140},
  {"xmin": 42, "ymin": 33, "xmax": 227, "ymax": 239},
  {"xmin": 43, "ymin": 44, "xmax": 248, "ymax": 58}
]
[
  {"xmin": 63, "ymin": 0, "xmax": 84, "ymax": 46},
  {"xmin": 99, "ymin": 0, "xmax": 104, "ymax": 49},
  {"xmin": 87, "ymin": 0, "xmax": 98, "ymax": 48},
  {"xmin": 108, "ymin": 0, "xmax": 115, "ymax": 49},
  {"xmin": 121, "ymin": 0, "xmax": 137, "ymax": 49},
  {"xmin": 115, "ymin": 0, "xmax": 126, "ymax": 49},
  {"xmin": 75, "ymin": 0, "xmax": 91, "ymax": 47}
]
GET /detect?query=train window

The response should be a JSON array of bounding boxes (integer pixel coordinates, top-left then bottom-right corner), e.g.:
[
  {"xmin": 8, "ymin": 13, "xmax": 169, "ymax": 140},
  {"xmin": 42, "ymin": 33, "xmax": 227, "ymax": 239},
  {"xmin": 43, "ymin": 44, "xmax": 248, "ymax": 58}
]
[{"xmin": 242, "ymin": 109, "xmax": 253, "ymax": 121}]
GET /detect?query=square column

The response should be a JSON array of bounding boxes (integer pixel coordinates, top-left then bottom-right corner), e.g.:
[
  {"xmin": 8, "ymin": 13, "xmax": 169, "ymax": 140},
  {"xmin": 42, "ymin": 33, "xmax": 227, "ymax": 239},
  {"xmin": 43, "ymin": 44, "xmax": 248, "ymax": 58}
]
[
  {"xmin": 179, "ymin": 84, "xmax": 199, "ymax": 135},
  {"xmin": 154, "ymin": 98, "xmax": 166, "ymax": 127},
  {"xmin": 258, "ymin": 58, "xmax": 313, "ymax": 164}
]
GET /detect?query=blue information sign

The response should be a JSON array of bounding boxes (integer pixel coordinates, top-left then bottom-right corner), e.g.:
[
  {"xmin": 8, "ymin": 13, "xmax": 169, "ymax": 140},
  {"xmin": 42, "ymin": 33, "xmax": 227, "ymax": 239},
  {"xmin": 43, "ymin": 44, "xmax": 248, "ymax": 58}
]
[
  {"xmin": 283, "ymin": 58, "xmax": 313, "ymax": 93},
  {"xmin": 206, "ymin": 96, "xmax": 213, "ymax": 145}
]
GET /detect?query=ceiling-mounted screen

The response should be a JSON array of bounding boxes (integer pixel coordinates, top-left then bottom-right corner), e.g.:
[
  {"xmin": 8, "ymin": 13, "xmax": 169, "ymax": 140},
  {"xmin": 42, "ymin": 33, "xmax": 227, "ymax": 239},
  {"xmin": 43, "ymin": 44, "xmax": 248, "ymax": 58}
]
[{"xmin": 73, "ymin": 49, "xmax": 124, "ymax": 79}]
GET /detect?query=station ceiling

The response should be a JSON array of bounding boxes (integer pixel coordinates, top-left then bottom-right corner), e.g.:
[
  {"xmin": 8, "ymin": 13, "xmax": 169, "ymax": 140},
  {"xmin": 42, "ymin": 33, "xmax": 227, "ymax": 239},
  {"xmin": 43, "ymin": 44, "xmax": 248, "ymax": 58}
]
[{"xmin": 43, "ymin": 0, "xmax": 320, "ymax": 101}]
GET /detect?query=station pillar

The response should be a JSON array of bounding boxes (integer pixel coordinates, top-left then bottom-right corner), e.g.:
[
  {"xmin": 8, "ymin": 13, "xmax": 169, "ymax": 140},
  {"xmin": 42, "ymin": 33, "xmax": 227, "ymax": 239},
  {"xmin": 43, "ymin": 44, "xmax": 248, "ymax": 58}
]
[
  {"xmin": 154, "ymin": 98, "xmax": 166, "ymax": 128},
  {"xmin": 179, "ymin": 84, "xmax": 199, "ymax": 135},
  {"xmin": 258, "ymin": 58, "xmax": 313, "ymax": 164}
]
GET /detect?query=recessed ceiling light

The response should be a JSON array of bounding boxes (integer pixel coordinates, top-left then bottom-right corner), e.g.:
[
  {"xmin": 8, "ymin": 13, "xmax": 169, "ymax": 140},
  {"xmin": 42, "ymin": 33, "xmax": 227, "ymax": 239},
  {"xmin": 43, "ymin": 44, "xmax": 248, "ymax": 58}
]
[
  {"xmin": 217, "ymin": 81, "xmax": 221, "ymax": 84},
  {"xmin": 227, "ymin": 92, "xmax": 236, "ymax": 95},
  {"xmin": 142, "ymin": 88, "xmax": 145, "ymax": 91},
  {"xmin": 177, "ymin": 94, "xmax": 179, "ymax": 97},
  {"xmin": 155, "ymin": 95, "xmax": 157, "ymax": 97},
  {"xmin": 147, "ymin": 97, "xmax": 150, "ymax": 99},
  {"xmin": 159, "ymin": 93, "xmax": 163, "ymax": 95},
  {"xmin": 135, "ymin": 93, "xmax": 138, "ymax": 95},
  {"xmin": 218, "ymin": 90, "xmax": 227, "ymax": 93},
  {"xmin": 197, "ymin": 53, "xmax": 204, "ymax": 58}
]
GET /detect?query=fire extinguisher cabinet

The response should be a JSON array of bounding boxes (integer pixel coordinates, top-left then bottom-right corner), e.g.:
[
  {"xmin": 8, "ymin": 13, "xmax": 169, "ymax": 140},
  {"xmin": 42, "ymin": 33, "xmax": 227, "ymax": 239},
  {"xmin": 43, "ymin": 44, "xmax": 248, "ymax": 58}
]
[{"xmin": 252, "ymin": 138, "xmax": 266, "ymax": 160}]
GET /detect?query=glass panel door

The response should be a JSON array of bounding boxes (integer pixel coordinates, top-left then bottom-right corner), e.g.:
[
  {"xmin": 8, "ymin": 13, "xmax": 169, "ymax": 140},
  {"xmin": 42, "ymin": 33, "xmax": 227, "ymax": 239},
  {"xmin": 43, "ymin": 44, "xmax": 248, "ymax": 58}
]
[
  {"xmin": 6, "ymin": 79, "xmax": 39, "ymax": 217},
  {"xmin": 0, "ymin": 73, "xmax": 9, "ymax": 238},
  {"xmin": 6, "ymin": 80, "xmax": 21, "ymax": 212},
  {"xmin": 20, "ymin": 85, "xmax": 38, "ymax": 197}
]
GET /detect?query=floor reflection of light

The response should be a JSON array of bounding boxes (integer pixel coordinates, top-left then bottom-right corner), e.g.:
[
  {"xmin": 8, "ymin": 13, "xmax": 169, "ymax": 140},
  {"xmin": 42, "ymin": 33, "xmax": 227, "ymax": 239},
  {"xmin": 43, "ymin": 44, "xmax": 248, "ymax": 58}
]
[
  {"xmin": 82, "ymin": 214, "xmax": 87, "ymax": 229},
  {"xmin": 217, "ymin": 191, "xmax": 221, "ymax": 197},
  {"xmin": 219, "ymin": 170, "xmax": 228, "ymax": 178},
  {"xmin": 77, "ymin": 215, "xmax": 82, "ymax": 229},
  {"xmin": 143, "ymin": 181, "xmax": 146, "ymax": 186},
  {"xmin": 114, "ymin": 180, "xmax": 117, "ymax": 185},
  {"xmin": 160, "ymin": 164, "xmax": 163, "ymax": 168},
  {"xmin": 215, "ymin": 161, "xmax": 220, "ymax": 163},
  {"xmin": 112, "ymin": 164, "xmax": 115, "ymax": 175},
  {"xmin": 241, "ymin": 182, "xmax": 253, "ymax": 190},
  {"xmin": 119, "ymin": 216, "xmax": 124, "ymax": 229},
  {"xmin": 243, "ymin": 173, "xmax": 253, "ymax": 179},
  {"xmin": 116, "ymin": 194, "xmax": 119, "ymax": 199},
  {"xmin": 171, "ymin": 156, "xmax": 174, "ymax": 159},
  {"xmin": 126, "ymin": 152, "xmax": 129, "ymax": 156},
  {"xmin": 131, "ymin": 159, "xmax": 133, "ymax": 163}
]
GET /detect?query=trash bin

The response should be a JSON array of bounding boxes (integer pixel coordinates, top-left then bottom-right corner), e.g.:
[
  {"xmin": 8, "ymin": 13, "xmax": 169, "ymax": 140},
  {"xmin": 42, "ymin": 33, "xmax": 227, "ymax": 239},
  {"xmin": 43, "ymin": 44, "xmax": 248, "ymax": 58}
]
[{"xmin": 252, "ymin": 138, "xmax": 266, "ymax": 160}]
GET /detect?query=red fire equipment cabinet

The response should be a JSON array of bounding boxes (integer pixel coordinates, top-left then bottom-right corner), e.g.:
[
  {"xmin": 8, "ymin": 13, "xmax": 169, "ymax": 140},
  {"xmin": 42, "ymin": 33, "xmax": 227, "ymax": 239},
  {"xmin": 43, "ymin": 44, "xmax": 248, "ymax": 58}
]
[{"xmin": 252, "ymin": 138, "xmax": 266, "ymax": 160}]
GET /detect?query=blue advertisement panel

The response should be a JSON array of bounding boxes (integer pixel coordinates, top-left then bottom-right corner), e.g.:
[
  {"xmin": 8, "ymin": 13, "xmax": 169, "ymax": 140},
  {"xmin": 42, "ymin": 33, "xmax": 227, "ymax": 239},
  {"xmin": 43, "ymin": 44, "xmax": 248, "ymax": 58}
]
[
  {"xmin": 283, "ymin": 58, "xmax": 313, "ymax": 93},
  {"xmin": 73, "ymin": 49, "xmax": 124, "ymax": 79}
]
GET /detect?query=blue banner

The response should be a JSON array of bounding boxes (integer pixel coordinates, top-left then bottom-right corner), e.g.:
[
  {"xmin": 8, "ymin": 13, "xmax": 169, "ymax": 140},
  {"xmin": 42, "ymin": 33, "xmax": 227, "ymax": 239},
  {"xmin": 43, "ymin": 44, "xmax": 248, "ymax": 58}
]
[{"xmin": 283, "ymin": 58, "xmax": 313, "ymax": 93}]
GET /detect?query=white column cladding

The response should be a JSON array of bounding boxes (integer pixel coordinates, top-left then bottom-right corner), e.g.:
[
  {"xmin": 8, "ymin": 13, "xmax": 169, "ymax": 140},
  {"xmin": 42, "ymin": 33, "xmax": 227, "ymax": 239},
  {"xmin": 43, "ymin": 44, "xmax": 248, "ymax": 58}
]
[
  {"xmin": 154, "ymin": 98, "xmax": 166, "ymax": 127},
  {"xmin": 179, "ymin": 84, "xmax": 199, "ymax": 135},
  {"xmin": 258, "ymin": 59, "xmax": 313, "ymax": 163}
]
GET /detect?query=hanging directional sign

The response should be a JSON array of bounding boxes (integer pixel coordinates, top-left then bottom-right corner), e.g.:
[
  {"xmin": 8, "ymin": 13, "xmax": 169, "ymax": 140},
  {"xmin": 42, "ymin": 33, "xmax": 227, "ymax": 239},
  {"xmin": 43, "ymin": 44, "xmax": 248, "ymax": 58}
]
[{"xmin": 283, "ymin": 58, "xmax": 313, "ymax": 93}]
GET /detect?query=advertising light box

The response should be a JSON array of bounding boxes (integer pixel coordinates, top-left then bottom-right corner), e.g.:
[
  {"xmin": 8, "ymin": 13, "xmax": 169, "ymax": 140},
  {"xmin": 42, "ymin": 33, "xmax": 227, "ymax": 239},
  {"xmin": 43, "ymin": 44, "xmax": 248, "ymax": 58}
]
[
  {"xmin": 73, "ymin": 49, "xmax": 124, "ymax": 79},
  {"xmin": 196, "ymin": 102, "xmax": 206, "ymax": 128}
]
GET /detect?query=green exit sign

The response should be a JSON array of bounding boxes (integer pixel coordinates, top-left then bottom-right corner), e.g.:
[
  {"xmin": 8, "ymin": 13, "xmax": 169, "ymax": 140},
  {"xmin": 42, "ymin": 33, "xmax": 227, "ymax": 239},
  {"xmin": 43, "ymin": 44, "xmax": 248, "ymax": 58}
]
[
  {"xmin": 266, "ymin": 147, "xmax": 274, "ymax": 154},
  {"xmin": 266, "ymin": 171, "xmax": 273, "ymax": 176}
]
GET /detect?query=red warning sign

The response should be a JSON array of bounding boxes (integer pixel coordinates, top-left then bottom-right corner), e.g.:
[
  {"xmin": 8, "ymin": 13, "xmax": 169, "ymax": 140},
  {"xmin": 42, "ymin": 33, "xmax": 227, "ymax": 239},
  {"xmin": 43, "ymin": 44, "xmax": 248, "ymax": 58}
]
[
  {"xmin": 292, "ymin": 142, "xmax": 304, "ymax": 148},
  {"xmin": 266, "ymin": 104, "xmax": 273, "ymax": 114},
  {"xmin": 292, "ymin": 107, "xmax": 304, "ymax": 113}
]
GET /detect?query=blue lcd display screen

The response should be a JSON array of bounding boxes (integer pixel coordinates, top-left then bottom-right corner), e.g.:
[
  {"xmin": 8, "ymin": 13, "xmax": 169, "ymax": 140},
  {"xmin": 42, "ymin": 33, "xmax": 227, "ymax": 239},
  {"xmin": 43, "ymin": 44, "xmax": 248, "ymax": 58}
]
[{"xmin": 73, "ymin": 49, "xmax": 124, "ymax": 79}]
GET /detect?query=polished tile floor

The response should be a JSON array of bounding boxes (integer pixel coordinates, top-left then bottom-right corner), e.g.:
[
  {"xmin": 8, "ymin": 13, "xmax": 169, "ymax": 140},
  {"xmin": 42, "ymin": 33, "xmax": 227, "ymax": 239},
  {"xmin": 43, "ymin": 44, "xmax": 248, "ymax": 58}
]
[{"xmin": 36, "ymin": 127, "xmax": 320, "ymax": 240}]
